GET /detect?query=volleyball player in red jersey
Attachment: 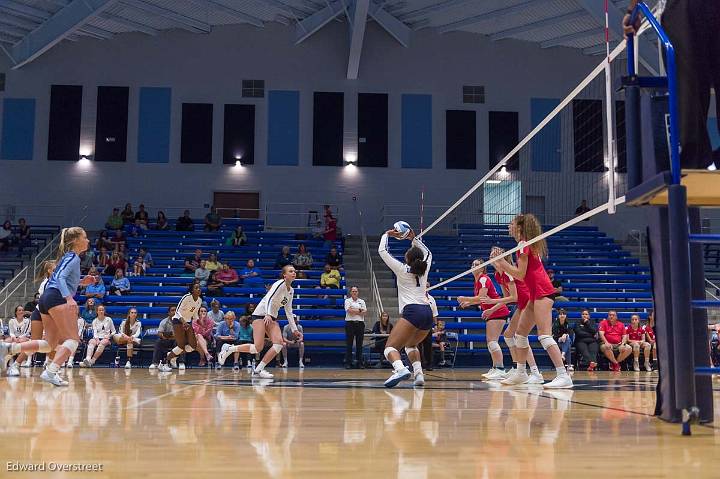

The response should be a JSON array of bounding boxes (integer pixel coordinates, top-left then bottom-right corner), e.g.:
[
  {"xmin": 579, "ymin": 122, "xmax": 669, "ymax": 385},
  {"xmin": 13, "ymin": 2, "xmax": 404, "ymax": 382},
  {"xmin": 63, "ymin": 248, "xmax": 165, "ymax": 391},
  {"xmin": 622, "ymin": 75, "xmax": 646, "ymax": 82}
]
[
  {"xmin": 644, "ymin": 310, "xmax": 657, "ymax": 365},
  {"xmin": 485, "ymin": 247, "xmax": 544, "ymax": 384},
  {"xmin": 458, "ymin": 259, "xmax": 511, "ymax": 380},
  {"xmin": 492, "ymin": 214, "xmax": 573, "ymax": 389}
]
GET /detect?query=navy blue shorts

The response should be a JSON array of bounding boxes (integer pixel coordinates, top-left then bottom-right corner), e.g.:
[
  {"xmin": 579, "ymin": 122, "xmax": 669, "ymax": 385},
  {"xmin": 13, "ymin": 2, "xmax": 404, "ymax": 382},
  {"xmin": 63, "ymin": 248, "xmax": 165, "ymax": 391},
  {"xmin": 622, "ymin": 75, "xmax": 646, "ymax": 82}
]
[
  {"xmin": 401, "ymin": 304, "xmax": 434, "ymax": 331},
  {"xmin": 30, "ymin": 308, "xmax": 42, "ymax": 322},
  {"xmin": 38, "ymin": 288, "xmax": 67, "ymax": 315}
]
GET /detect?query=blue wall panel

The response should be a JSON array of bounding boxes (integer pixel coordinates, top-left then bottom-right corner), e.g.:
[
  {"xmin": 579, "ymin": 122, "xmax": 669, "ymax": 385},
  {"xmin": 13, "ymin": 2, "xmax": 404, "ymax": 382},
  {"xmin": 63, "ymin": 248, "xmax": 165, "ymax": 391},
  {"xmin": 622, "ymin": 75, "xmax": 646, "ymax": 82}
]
[
  {"xmin": 137, "ymin": 87, "xmax": 171, "ymax": 163},
  {"xmin": 709, "ymin": 117, "xmax": 720, "ymax": 151},
  {"xmin": 530, "ymin": 98, "xmax": 561, "ymax": 172},
  {"xmin": 401, "ymin": 94, "xmax": 432, "ymax": 168},
  {"xmin": 268, "ymin": 90, "xmax": 299, "ymax": 166},
  {"xmin": 1, "ymin": 98, "xmax": 35, "ymax": 161}
]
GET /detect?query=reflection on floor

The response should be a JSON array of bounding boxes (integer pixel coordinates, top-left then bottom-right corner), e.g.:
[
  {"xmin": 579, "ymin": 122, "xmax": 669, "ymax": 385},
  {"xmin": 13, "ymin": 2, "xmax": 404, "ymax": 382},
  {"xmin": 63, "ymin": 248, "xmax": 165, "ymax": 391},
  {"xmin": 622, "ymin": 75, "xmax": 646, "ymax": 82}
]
[{"xmin": 1, "ymin": 369, "xmax": 718, "ymax": 478}]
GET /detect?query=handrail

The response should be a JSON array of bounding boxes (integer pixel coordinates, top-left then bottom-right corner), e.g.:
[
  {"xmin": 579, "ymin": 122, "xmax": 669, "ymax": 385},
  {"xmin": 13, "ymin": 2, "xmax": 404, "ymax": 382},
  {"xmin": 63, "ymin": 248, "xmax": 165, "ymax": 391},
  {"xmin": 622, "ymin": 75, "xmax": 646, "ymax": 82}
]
[
  {"xmin": 628, "ymin": 2, "xmax": 680, "ymax": 185},
  {"xmin": 0, "ymin": 266, "xmax": 28, "ymax": 318},
  {"xmin": 354, "ymin": 200, "xmax": 383, "ymax": 317}
]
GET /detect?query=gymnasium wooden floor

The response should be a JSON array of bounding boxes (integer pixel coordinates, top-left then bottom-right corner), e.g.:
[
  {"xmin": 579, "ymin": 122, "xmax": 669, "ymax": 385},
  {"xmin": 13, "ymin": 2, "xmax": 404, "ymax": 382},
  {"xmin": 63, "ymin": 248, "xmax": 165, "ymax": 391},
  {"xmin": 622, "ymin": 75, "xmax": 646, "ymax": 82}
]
[{"xmin": 1, "ymin": 368, "xmax": 719, "ymax": 478}]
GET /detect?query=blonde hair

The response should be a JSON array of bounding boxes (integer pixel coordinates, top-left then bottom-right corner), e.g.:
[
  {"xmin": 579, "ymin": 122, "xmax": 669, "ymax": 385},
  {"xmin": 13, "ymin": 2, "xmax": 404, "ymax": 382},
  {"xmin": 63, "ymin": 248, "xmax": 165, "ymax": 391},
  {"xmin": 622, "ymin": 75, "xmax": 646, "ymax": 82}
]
[
  {"xmin": 35, "ymin": 259, "xmax": 56, "ymax": 283},
  {"xmin": 57, "ymin": 227, "xmax": 86, "ymax": 259},
  {"xmin": 513, "ymin": 214, "xmax": 548, "ymax": 259}
]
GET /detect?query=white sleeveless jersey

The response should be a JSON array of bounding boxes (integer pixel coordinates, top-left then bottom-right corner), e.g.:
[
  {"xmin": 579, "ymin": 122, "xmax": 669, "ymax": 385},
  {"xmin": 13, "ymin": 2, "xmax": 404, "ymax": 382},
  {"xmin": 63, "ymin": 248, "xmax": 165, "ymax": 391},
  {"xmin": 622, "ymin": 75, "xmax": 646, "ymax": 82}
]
[
  {"xmin": 378, "ymin": 233, "xmax": 433, "ymax": 314},
  {"xmin": 173, "ymin": 294, "xmax": 202, "ymax": 324},
  {"xmin": 255, "ymin": 279, "xmax": 297, "ymax": 331},
  {"xmin": 35, "ymin": 278, "xmax": 49, "ymax": 311}
]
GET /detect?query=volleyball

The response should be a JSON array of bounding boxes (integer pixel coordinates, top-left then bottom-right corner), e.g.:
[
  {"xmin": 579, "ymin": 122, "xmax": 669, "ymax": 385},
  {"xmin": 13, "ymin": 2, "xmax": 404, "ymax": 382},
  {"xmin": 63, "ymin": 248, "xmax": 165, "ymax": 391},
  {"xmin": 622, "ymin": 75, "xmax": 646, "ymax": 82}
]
[{"xmin": 393, "ymin": 221, "xmax": 412, "ymax": 239}]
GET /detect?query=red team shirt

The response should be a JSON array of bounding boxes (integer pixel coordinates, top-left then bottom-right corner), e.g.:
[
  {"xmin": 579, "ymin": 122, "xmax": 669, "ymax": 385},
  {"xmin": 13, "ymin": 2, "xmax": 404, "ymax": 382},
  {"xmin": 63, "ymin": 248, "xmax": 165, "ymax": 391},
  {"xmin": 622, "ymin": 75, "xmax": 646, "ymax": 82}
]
[
  {"xmin": 599, "ymin": 319, "xmax": 626, "ymax": 344},
  {"xmin": 626, "ymin": 325, "xmax": 646, "ymax": 342},
  {"xmin": 495, "ymin": 270, "xmax": 530, "ymax": 310},
  {"xmin": 517, "ymin": 243, "xmax": 555, "ymax": 300},
  {"xmin": 644, "ymin": 325, "xmax": 655, "ymax": 341},
  {"xmin": 475, "ymin": 274, "xmax": 510, "ymax": 319}
]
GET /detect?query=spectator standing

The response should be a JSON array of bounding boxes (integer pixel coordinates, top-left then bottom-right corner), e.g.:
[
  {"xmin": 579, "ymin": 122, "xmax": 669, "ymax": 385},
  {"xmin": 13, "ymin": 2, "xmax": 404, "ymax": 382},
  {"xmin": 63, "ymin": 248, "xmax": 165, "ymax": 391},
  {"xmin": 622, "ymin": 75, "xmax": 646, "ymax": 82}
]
[
  {"xmin": 344, "ymin": 286, "xmax": 366, "ymax": 369},
  {"xmin": 599, "ymin": 310, "xmax": 632, "ymax": 371},
  {"xmin": 324, "ymin": 217, "xmax": 338, "ymax": 248}
]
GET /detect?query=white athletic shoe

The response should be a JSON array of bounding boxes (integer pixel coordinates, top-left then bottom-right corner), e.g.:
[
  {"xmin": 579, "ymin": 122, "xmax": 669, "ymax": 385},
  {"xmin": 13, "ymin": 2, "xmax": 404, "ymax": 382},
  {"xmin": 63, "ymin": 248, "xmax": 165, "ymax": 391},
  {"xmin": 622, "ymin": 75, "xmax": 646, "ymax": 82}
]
[
  {"xmin": 21, "ymin": 358, "xmax": 31, "ymax": 368},
  {"xmin": 66, "ymin": 360, "xmax": 73, "ymax": 369},
  {"xmin": 542, "ymin": 374, "xmax": 573, "ymax": 389},
  {"xmin": 500, "ymin": 368, "xmax": 530, "ymax": 386},
  {"xmin": 148, "ymin": 363, "xmax": 157, "ymax": 370},
  {"xmin": 158, "ymin": 363, "xmax": 172, "ymax": 373},
  {"xmin": 178, "ymin": 363, "xmax": 185, "ymax": 371},
  {"xmin": 253, "ymin": 369, "xmax": 273, "ymax": 379},
  {"xmin": 484, "ymin": 368, "xmax": 508, "ymax": 380},
  {"xmin": 280, "ymin": 362, "xmax": 288, "ymax": 368},
  {"xmin": 217, "ymin": 344, "xmax": 231, "ymax": 366},
  {"xmin": 384, "ymin": 367, "xmax": 412, "ymax": 388},
  {"xmin": 527, "ymin": 371, "xmax": 545, "ymax": 384},
  {"xmin": 0, "ymin": 343, "xmax": 11, "ymax": 371},
  {"xmin": 124, "ymin": 361, "xmax": 131, "ymax": 369},
  {"xmin": 299, "ymin": 361, "xmax": 305, "ymax": 369},
  {"xmin": 7, "ymin": 362, "xmax": 20, "ymax": 377},
  {"xmin": 633, "ymin": 360, "xmax": 640, "ymax": 372},
  {"xmin": 80, "ymin": 359, "xmax": 92, "ymax": 368},
  {"xmin": 40, "ymin": 370, "xmax": 69, "ymax": 387},
  {"xmin": 414, "ymin": 372, "xmax": 425, "ymax": 387},
  {"xmin": 170, "ymin": 357, "xmax": 177, "ymax": 369},
  {"xmin": 645, "ymin": 362, "xmax": 652, "ymax": 372}
]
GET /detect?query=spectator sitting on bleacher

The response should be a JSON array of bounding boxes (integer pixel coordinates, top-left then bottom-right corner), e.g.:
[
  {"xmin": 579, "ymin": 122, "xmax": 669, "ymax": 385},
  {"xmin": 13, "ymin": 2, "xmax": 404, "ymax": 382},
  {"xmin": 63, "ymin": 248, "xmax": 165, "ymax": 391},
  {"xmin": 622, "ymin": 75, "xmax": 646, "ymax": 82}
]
[
  {"xmin": 114, "ymin": 307, "xmax": 142, "ymax": 369},
  {"xmin": 81, "ymin": 297, "xmax": 98, "ymax": 323},
  {"xmin": 208, "ymin": 300, "xmax": 224, "ymax": 325},
  {"xmin": 207, "ymin": 270, "xmax": 225, "ymax": 297},
  {"xmin": 105, "ymin": 207, "xmax": 123, "ymax": 230},
  {"xmin": 292, "ymin": 243, "xmax": 313, "ymax": 270},
  {"xmin": 192, "ymin": 306, "xmax": 215, "ymax": 367},
  {"xmin": 240, "ymin": 259, "xmax": 263, "ymax": 286},
  {"xmin": 80, "ymin": 250, "xmax": 95, "ymax": 274},
  {"xmin": 547, "ymin": 269, "xmax": 568, "ymax": 302},
  {"xmin": 81, "ymin": 305, "xmax": 115, "ymax": 367},
  {"xmin": 552, "ymin": 308, "xmax": 574, "ymax": 371},
  {"xmin": 274, "ymin": 246, "xmax": 292, "ymax": 268},
  {"xmin": 227, "ymin": 226, "xmax": 247, "ymax": 246},
  {"xmin": 204, "ymin": 206, "xmax": 222, "ymax": 232},
  {"xmin": 135, "ymin": 204, "xmax": 149, "ymax": 227},
  {"xmin": 150, "ymin": 306, "xmax": 177, "ymax": 370},
  {"xmin": 280, "ymin": 318, "xmax": 305, "ymax": 368},
  {"xmin": 311, "ymin": 219, "xmax": 324, "ymax": 240},
  {"xmin": 155, "ymin": 211, "xmax": 169, "ymax": 230},
  {"xmin": 599, "ymin": 310, "xmax": 632, "ymax": 372},
  {"xmin": 325, "ymin": 247, "xmax": 343, "ymax": 270},
  {"xmin": 0, "ymin": 220, "xmax": 14, "ymax": 251},
  {"xmin": 7, "ymin": 306, "xmax": 30, "ymax": 344},
  {"xmin": 105, "ymin": 252, "xmax": 127, "ymax": 277},
  {"xmin": 237, "ymin": 314, "xmax": 254, "ymax": 367},
  {"xmin": 121, "ymin": 203, "xmax": 134, "ymax": 225},
  {"xmin": 95, "ymin": 231, "xmax": 114, "ymax": 252},
  {"xmin": 215, "ymin": 311, "xmax": 241, "ymax": 370},
  {"xmin": 627, "ymin": 314, "xmax": 652, "ymax": 372},
  {"xmin": 205, "ymin": 253, "xmax": 220, "ymax": 272},
  {"xmin": 110, "ymin": 229, "xmax": 126, "ymax": 252},
  {"xmin": 108, "ymin": 269, "xmax": 131, "ymax": 296},
  {"xmin": 183, "ymin": 249, "xmax": 203, "ymax": 275},
  {"xmin": 17, "ymin": 218, "xmax": 30, "ymax": 252},
  {"xmin": 132, "ymin": 256, "xmax": 146, "ymax": 276},
  {"xmin": 97, "ymin": 247, "xmax": 110, "ymax": 270},
  {"xmin": 432, "ymin": 320, "xmax": 448, "ymax": 367},
  {"xmin": 215, "ymin": 263, "xmax": 239, "ymax": 287},
  {"xmin": 176, "ymin": 209, "xmax": 194, "ymax": 232},
  {"xmin": 138, "ymin": 247, "xmax": 153, "ymax": 267},
  {"xmin": 84, "ymin": 274, "xmax": 106, "ymax": 303},
  {"xmin": 24, "ymin": 293, "xmax": 39, "ymax": 312},
  {"xmin": 372, "ymin": 311, "xmax": 393, "ymax": 354},
  {"xmin": 645, "ymin": 310, "xmax": 657, "ymax": 365},
  {"xmin": 710, "ymin": 323, "xmax": 720, "ymax": 367},
  {"xmin": 320, "ymin": 264, "xmax": 341, "ymax": 291},
  {"xmin": 128, "ymin": 219, "xmax": 144, "ymax": 237},
  {"xmin": 574, "ymin": 309, "xmax": 599, "ymax": 371},
  {"xmin": 195, "ymin": 260, "xmax": 210, "ymax": 287}
]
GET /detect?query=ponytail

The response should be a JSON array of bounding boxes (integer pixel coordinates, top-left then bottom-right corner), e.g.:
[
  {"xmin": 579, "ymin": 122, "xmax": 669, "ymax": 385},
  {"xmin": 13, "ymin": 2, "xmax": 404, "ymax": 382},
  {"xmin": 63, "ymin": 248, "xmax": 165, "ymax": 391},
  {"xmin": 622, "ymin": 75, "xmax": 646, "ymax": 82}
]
[
  {"xmin": 56, "ymin": 226, "xmax": 86, "ymax": 260},
  {"xmin": 405, "ymin": 246, "xmax": 428, "ymax": 277}
]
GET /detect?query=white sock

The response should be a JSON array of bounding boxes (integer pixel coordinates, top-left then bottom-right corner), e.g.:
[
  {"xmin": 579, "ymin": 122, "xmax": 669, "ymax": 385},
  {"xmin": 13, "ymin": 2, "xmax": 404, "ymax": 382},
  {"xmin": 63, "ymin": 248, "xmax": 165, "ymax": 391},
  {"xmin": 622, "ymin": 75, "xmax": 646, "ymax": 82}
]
[
  {"xmin": 392, "ymin": 360, "xmax": 405, "ymax": 372},
  {"xmin": 228, "ymin": 345, "xmax": 239, "ymax": 353},
  {"xmin": 412, "ymin": 361, "xmax": 422, "ymax": 375},
  {"xmin": 46, "ymin": 362, "xmax": 60, "ymax": 374},
  {"xmin": 516, "ymin": 362, "xmax": 526, "ymax": 371},
  {"xmin": 10, "ymin": 343, "xmax": 21, "ymax": 354},
  {"xmin": 556, "ymin": 366, "xmax": 567, "ymax": 375},
  {"xmin": 529, "ymin": 365, "xmax": 540, "ymax": 374},
  {"xmin": 255, "ymin": 361, "xmax": 267, "ymax": 372}
]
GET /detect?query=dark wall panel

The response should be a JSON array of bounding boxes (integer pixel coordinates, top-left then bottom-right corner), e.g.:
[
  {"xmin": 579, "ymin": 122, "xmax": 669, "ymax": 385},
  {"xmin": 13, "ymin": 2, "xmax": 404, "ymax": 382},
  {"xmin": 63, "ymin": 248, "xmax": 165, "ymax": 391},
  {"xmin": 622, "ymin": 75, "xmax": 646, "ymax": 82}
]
[
  {"xmin": 489, "ymin": 111, "xmax": 519, "ymax": 170},
  {"xmin": 446, "ymin": 110, "xmax": 476, "ymax": 169},
  {"xmin": 223, "ymin": 104, "xmax": 255, "ymax": 165},
  {"xmin": 48, "ymin": 85, "xmax": 82, "ymax": 161},
  {"xmin": 358, "ymin": 93, "xmax": 388, "ymax": 167},
  {"xmin": 573, "ymin": 99, "xmax": 604, "ymax": 172},
  {"xmin": 313, "ymin": 92, "xmax": 344, "ymax": 166},
  {"xmin": 95, "ymin": 86, "xmax": 129, "ymax": 162},
  {"xmin": 181, "ymin": 103, "xmax": 213, "ymax": 164}
]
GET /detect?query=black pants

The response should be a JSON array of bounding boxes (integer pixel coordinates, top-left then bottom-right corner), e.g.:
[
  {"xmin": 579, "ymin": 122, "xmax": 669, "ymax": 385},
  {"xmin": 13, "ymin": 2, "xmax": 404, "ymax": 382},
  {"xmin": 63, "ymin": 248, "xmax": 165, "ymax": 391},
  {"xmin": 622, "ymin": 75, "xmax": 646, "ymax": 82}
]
[
  {"xmin": 662, "ymin": 0, "xmax": 720, "ymax": 169},
  {"xmin": 575, "ymin": 340, "xmax": 599, "ymax": 365},
  {"xmin": 345, "ymin": 321, "xmax": 364, "ymax": 365},
  {"xmin": 152, "ymin": 338, "xmax": 175, "ymax": 364},
  {"xmin": 417, "ymin": 330, "xmax": 433, "ymax": 369}
]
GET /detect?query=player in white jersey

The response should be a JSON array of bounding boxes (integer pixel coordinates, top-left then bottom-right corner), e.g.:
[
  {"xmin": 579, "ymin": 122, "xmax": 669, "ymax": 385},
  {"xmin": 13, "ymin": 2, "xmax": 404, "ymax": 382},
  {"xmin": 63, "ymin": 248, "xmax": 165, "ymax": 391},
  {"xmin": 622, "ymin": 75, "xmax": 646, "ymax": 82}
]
[
  {"xmin": 378, "ymin": 228, "xmax": 433, "ymax": 388},
  {"xmin": 4, "ymin": 260, "xmax": 55, "ymax": 377},
  {"xmin": 218, "ymin": 265, "xmax": 299, "ymax": 379},
  {"xmin": 159, "ymin": 282, "xmax": 202, "ymax": 372}
]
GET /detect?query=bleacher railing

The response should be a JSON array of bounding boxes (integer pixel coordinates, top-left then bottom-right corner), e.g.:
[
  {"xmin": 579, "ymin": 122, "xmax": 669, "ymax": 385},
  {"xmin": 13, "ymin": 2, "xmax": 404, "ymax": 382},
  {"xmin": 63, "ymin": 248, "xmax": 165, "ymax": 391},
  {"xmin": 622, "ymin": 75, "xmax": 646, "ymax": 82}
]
[
  {"xmin": 355, "ymin": 202, "xmax": 383, "ymax": 319},
  {"xmin": 264, "ymin": 202, "xmax": 340, "ymax": 232},
  {"xmin": 0, "ymin": 267, "xmax": 28, "ymax": 318}
]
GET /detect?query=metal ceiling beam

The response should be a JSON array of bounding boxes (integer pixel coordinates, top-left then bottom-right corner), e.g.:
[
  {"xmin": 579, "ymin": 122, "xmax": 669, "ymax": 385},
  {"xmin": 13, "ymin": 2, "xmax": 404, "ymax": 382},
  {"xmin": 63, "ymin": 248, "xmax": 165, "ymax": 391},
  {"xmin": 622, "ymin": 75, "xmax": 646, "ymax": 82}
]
[
  {"xmin": 398, "ymin": 0, "xmax": 474, "ymax": 22},
  {"xmin": 540, "ymin": 27, "xmax": 604, "ymax": 48},
  {"xmin": 0, "ymin": 24, "xmax": 28, "ymax": 38},
  {"xmin": 10, "ymin": 0, "xmax": 118, "ymax": 69},
  {"xmin": 201, "ymin": 0, "xmax": 264, "ymax": 28},
  {"xmin": 576, "ymin": 0, "xmax": 659, "ymax": 74},
  {"xmin": 583, "ymin": 42, "xmax": 620, "ymax": 55},
  {"xmin": 0, "ymin": 13, "xmax": 38, "ymax": 30},
  {"xmin": 438, "ymin": 0, "xmax": 556, "ymax": 34},
  {"xmin": 490, "ymin": 10, "xmax": 587, "ymax": 41},
  {"xmin": 99, "ymin": 12, "xmax": 157, "ymax": 35},
  {"xmin": 347, "ymin": 0, "xmax": 370, "ymax": 79},
  {"xmin": 80, "ymin": 24, "xmax": 114, "ymax": 39},
  {"xmin": 295, "ymin": 0, "xmax": 344, "ymax": 44},
  {"xmin": 368, "ymin": 1, "xmax": 410, "ymax": 47},
  {"xmin": 121, "ymin": 0, "xmax": 211, "ymax": 33},
  {"xmin": 3, "ymin": 1, "xmax": 52, "ymax": 21},
  {"xmin": 262, "ymin": 0, "xmax": 314, "ymax": 17}
]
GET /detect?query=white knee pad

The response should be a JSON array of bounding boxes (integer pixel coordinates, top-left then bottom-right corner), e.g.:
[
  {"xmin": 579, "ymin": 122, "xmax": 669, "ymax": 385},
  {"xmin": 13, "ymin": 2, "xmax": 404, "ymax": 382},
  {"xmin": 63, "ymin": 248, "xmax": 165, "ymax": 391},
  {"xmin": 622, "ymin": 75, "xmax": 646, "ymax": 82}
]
[
  {"xmin": 37, "ymin": 340, "xmax": 51, "ymax": 353},
  {"xmin": 272, "ymin": 344, "xmax": 283, "ymax": 354},
  {"xmin": 384, "ymin": 347, "xmax": 398, "ymax": 360},
  {"xmin": 487, "ymin": 341, "xmax": 502, "ymax": 353},
  {"xmin": 248, "ymin": 344, "xmax": 258, "ymax": 354},
  {"xmin": 172, "ymin": 346, "xmax": 184, "ymax": 355},
  {"xmin": 62, "ymin": 339, "xmax": 79, "ymax": 355},
  {"xmin": 504, "ymin": 336, "xmax": 516, "ymax": 348},
  {"xmin": 404, "ymin": 347, "xmax": 419, "ymax": 354},
  {"xmin": 184, "ymin": 345, "xmax": 194, "ymax": 353},
  {"xmin": 538, "ymin": 335, "xmax": 557, "ymax": 351},
  {"xmin": 514, "ymin": 334, "xmax": 530, "ymax": 348}
]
